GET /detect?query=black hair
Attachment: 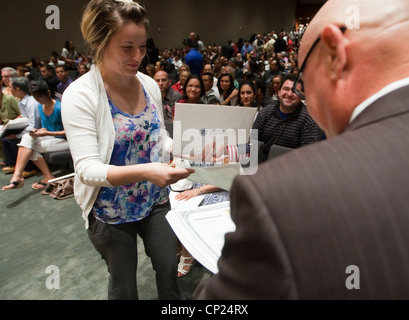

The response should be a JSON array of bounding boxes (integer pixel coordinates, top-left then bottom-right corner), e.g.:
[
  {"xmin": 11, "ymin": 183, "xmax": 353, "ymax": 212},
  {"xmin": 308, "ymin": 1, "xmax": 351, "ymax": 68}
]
[
  {"xmin": 182, "ymin": 74, "xmax": 205, "ymax": 100},
  {"xmin": 30, "ymin": 79, "xmax": 50, "ymax": 97}
]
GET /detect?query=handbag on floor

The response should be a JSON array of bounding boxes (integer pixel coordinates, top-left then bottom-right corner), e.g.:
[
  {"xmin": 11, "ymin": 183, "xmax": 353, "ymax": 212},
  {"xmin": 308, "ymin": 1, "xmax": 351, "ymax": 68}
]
[{"xmin": 41, "ymin": 175, "xmax": 74, "ymax": 200}]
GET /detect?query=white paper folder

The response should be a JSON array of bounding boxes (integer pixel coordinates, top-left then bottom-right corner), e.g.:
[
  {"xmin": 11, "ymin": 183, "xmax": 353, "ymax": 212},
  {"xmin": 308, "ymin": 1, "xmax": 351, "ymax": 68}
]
[{"xmin": 172, "ymin": 103, "xmax": 257, "ymax": 158}]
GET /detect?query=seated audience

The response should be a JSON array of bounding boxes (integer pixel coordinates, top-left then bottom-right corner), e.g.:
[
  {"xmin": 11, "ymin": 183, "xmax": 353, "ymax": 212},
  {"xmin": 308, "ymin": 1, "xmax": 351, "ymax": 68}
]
[{"xmin": 2, "ymin": 80, "xmax": 69, "ymax": 191}]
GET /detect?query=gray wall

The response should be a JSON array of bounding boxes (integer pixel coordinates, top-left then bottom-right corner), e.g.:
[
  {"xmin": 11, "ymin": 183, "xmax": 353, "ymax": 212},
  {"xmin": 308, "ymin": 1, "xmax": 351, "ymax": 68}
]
[{"xmin": 0, "ymin": 0, "xmax": 297, "ymax": 65}]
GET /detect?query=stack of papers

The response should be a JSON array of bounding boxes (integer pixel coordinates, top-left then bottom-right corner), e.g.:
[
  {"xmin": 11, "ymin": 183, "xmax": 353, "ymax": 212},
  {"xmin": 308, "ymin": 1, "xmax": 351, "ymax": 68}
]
[
  {"xmin": 166, "ymin": 201, "xmax": 235, "ymax": 274},
  {"xmin": 168, "ymin": 191, "xmax": 204, "ymax": 210}
]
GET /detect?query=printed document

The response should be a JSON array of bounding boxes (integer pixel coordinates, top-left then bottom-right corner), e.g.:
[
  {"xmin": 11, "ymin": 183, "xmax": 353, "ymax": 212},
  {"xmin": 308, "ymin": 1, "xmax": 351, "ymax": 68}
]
[{"xmin": 166, "ymin": 201, "xmax": 235, "ymax": 274}]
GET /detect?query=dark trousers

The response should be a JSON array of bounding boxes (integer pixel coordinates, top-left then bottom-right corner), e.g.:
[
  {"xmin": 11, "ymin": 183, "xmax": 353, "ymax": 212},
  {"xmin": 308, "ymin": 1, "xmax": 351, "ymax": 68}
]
[
  {"xmin": 87, "ymin": 202, "xmax": 184, "ymax": 300},
  {"xmin": 2, "ymin": 137, "xmax": 36, "ymax": 170}
]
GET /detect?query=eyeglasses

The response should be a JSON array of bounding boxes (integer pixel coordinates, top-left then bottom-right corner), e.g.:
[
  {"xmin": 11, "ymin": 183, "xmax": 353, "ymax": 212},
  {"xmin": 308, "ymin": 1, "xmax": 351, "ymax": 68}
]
[{"xmin": 292, "ymin": 26, "xmax": 347, "ymax": 100}]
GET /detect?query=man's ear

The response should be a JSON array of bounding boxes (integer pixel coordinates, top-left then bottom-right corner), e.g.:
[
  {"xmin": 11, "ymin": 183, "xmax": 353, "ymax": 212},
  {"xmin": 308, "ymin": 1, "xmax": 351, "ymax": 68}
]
[{"xmin": 321, "ymin": 24, "xmax": 348, "ymax": 81}]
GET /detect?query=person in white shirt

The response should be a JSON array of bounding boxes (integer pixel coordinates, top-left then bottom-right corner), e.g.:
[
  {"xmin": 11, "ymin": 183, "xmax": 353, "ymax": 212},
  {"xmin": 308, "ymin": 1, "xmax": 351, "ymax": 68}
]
[
  {"xmin": 62, "ymin": 0, "xmax": 194, "ymax": 300},
  {"xmin": 1, "ymin": 77, "xmax": 41, "ymax": 176}
]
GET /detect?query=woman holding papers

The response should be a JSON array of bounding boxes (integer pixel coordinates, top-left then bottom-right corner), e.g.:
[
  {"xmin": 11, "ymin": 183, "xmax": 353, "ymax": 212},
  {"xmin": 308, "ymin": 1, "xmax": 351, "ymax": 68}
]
[{"xmin": 61, "ymin": 0, "xmax": 193, "ymax": 300}]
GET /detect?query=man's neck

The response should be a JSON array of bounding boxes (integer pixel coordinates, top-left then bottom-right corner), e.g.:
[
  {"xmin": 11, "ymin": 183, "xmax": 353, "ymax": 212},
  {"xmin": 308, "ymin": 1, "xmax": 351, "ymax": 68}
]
[
  {"xmin": 43, "ymin": 98, "xmax": 55, "ymax": 110},
  {"xmin": 279, "ymin": 103, "xmax": 299, "ymax": 115}
]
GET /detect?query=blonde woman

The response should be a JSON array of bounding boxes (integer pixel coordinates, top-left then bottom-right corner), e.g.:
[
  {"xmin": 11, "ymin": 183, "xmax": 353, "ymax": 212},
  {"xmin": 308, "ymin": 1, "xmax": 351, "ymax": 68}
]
[{"xmin": 62, "ymin": 0, "xmax": 193, "ymax": 300}]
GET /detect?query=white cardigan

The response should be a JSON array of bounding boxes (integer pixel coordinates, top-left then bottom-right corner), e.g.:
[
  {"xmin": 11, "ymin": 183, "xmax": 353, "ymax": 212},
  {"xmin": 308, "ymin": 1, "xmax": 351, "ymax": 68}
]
[{"xmin": 61, "ymin": 66, "xmax": 172, "ymax": 229}]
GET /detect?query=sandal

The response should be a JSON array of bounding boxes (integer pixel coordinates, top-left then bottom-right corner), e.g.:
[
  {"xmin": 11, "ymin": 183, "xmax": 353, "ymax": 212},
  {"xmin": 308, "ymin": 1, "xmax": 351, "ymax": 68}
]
[
  {"xmin": 32, "ymin": 181, "xmax": 47, "ymax": 190},
  {"xmin": 177, "ymin": 255, "xmax": 195, "ymax": 277},
  {"xmin": 2, "ymin": 181, "xmax": 24, "ymax": 190}
]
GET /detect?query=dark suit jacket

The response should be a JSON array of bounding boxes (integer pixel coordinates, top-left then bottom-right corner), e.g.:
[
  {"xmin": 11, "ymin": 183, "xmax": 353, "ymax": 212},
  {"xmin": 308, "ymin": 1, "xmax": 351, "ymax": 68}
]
[{"xmin": 194, "ymin": 84, "xmax": 409, "ymax": 299}]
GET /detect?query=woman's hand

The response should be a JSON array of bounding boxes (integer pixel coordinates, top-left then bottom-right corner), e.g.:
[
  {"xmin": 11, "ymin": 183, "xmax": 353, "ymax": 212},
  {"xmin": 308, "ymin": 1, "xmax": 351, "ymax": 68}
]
[
  {"xmin": 29, "ymin": 128, "xmax": 49, "ymax": 137},
  {"xmin": 175, "ymin": 188, "xmax": 201, "ymax": 201},
  {"xmin": 107, "ymin": 163, "xmax": 194, "ymax": 188}
]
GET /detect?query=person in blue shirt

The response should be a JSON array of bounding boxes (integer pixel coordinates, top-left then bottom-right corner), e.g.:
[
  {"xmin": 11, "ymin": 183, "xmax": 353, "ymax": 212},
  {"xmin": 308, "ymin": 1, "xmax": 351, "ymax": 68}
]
[
  {"xmin": 183, "ymin": 38, "xmax": 203, "ymax": 76},
  {"xmin": 2, "ymin": 80, "xmax": 69, "ymax": 190},
  {"xmin": 240, "ymin": 40, "xmax": 253, "ymax": 61}
]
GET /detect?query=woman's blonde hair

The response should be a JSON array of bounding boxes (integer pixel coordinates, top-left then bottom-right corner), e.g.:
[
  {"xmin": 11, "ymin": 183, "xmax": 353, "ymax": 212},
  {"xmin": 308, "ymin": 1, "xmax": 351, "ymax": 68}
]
[{"xmin": 81, "ymin": 0, "xmax": 149, "ymax": 66}]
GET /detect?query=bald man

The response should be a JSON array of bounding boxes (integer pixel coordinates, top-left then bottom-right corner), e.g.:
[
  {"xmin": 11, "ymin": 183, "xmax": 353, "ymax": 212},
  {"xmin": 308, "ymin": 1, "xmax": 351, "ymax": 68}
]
[
  {"xmin": 194, "ymin": 0, "xmax": 409, "ymax": 299},
  {"xmin": 154, "ymin": 70, "xmax": 182, "ymax": 121}
]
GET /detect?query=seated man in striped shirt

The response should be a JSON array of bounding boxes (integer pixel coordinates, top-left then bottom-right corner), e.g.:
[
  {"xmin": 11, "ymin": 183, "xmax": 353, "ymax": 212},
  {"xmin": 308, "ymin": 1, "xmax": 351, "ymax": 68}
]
[{"xmin": 252, "ymin": 74, "xmax": 320, "ymax": 159}]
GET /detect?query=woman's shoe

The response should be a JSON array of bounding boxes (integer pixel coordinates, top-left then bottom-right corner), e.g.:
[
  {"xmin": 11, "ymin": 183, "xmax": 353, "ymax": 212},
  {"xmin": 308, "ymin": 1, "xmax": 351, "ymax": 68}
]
[
  {"xmin": 22, "ymin": 169, "xmax": 38, "ymax": 178},
  {"xmin": 2, "ymin": 181, "xmax": 24, "ymax": 190},
  {"xmin": 177, "ymin": 255, "xmax": 195, "ymax": 277},
  {"xmin": 2, "ymin": 166, "xmax": 15, "ymax": 173}
]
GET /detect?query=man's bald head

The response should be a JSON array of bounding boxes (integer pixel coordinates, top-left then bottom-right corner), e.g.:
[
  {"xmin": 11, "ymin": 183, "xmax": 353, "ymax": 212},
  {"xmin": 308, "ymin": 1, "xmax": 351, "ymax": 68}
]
[
  {"xmin": 300, "ymin": 0, "xmax": 409, "ymax": 65},
  {"xmin": 299, "ymin": 0, "xmax": 409, "ymax": 138},
  {"xmin": 154, "ymin": 70, "xmax": 171, "ymax": 94}
]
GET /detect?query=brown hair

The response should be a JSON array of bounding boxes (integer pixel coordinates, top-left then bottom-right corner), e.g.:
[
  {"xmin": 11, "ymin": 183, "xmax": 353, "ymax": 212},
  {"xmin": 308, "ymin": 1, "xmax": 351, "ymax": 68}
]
[{"xmin": 81, "ymin": 0, "xmax": 149, "ymax": 66}]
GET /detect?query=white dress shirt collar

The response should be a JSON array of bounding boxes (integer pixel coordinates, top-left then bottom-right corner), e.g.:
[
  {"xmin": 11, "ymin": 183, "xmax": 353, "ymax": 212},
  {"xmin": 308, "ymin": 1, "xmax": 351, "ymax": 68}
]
[{"xmin": 349, "ymin": 76, "xmax": 409, "ymax": 124}]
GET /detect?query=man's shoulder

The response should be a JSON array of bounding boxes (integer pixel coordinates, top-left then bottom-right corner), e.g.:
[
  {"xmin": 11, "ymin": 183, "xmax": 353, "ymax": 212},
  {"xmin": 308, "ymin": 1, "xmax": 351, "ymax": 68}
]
[
  {"xmin": 2, "ymin": 94, "xmax": 18, "ymax": 105},
  {"xmin": 166, "ymin": 87, "xmax": 183, "ymax": 100},
  {"xmin": 259, "ymin": 102, "xmax": 279, "ymax": 115},
  {"xmin": 26, "ymin": 95, "xmax": 38, "ymax": 107},
  {"xmin": 297, "ymin": 103, "xmax": 317, "ymax": 123}
]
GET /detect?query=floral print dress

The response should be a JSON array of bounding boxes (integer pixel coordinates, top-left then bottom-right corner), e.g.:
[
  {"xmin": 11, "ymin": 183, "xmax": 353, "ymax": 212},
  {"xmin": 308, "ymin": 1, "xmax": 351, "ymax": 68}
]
[{"xmin": 92, "ymin": 87, "xmax": 168, "ymax": 224}]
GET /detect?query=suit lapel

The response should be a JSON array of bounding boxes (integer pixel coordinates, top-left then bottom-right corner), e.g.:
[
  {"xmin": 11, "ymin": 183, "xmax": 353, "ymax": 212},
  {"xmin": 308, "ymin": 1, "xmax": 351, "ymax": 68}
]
[{"xmin": 346, "ymin": 84, "xmax": 409, "ymax": 132}]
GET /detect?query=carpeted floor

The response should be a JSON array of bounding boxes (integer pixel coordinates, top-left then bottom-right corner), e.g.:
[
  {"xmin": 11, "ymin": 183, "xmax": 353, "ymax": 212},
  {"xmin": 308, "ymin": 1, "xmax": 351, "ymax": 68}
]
[{"xmin": 0, "ymin": 167, "xmax": 210, "ymax": 300}]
